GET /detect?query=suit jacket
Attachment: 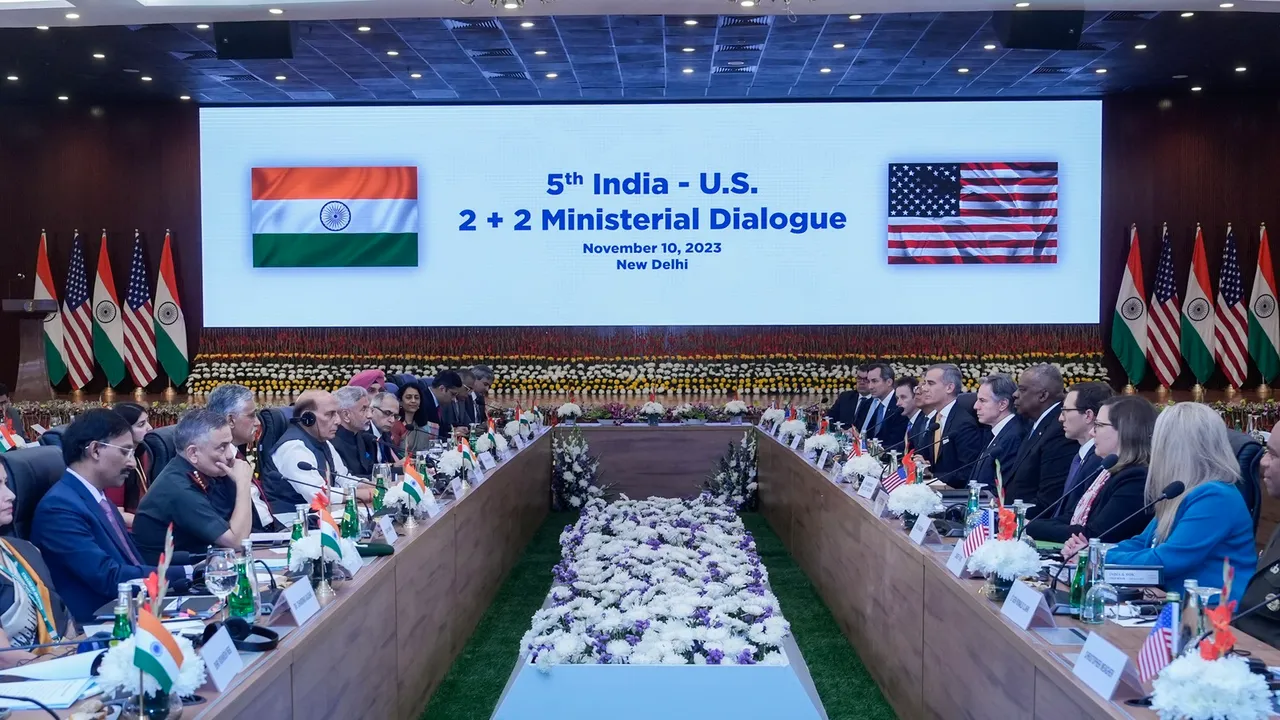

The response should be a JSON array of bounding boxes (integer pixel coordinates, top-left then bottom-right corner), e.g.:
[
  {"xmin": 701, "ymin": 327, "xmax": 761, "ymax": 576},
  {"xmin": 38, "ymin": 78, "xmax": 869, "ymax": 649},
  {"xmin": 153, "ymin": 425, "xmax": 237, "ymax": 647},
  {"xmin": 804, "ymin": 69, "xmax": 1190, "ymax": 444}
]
[
  {"xmin": 1025, "ymin": 464, "xmax": 1148, "ymax": 544},
  {"xmin": 968, "ymin": 415, "xmax": 1029, "ymax": 490},
  {"xmin": 929, "ymin": 404, "xmax": 991, "ymax": 488},
  {"xmin": 31, "ymin": 472, "xmax": 188, "ymax": 622},
  {"xmin": 824, "ymin": 391, "xmax": 868, "ymax": 433},
  {"xmin": 1056, "ymin": 450, "xmax": 1105, "ymax": 522},
  {"xmin": 861, "ymin": 393, "xmax": 909, "ymax": 448},
  {"xmin": 1002, "ymin": 406, "xmax": 1078, "ymax": 513},
  {"xmin": 0, "ymin": 538, "xmax": 72, "ymax": 639},
  {"xmin": 1238, "ymin": 522, "xmax": 1280, "ymax": 650},
  {"xmin": 332, "ymin": 426, "xmax": 377, "ymax": 478}
]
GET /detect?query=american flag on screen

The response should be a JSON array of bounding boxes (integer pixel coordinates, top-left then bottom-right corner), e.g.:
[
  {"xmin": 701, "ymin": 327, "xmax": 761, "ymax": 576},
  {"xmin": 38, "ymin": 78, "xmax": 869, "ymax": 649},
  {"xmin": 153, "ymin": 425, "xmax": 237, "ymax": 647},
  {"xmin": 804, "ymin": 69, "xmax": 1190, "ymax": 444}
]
[
  {"xmin": 1215, "ymin": 227, "xmax": 1249, "ymax": 388},
  {"xmin": 61, "ymin": 232, "xmax": 94, "ymax": 390},
  {"xmin": 1137, "ymin": 604, "xmax": 1175, "ymax": 684},
  {"xmin": 124, "ymin": 231, "xmax": 157, "ymax": 386},
  {"xmin": 888, "ymin": 162, "xmax": 1059, "ymax": 264},
  {"xmin": 1147, "ymin": 225, "xmax": 1182, "ymax": 388}
]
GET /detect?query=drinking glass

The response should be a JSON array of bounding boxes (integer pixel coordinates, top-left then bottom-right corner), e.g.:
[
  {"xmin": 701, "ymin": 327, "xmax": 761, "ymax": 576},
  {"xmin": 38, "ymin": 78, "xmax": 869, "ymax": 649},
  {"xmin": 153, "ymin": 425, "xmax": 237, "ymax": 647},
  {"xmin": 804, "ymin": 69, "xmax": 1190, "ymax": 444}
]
[{"xmin": 204, "ymin": 547, "xmax": 239, "ymax": 621}]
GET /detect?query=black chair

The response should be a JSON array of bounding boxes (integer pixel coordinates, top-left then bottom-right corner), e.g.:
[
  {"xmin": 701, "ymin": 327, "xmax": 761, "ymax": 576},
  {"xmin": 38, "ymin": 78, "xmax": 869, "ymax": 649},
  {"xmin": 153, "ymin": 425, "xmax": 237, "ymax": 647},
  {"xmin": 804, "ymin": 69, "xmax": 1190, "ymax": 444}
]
[
  {"xmin": 143, "ymin": 425, "xmax": 179, "ymax": 473},
  {"xmin": 37, "ymin": 424, "xmax": 68, "ymax": 448},
  {"xmin": 0, "ymin": 446, "xmax": 66, "ymax": 539},
  {"xmin": 1227, "ymin": 429, "xmax": 1264, "ymax": 532},
  {"xmin": 956, "ymin": 392, "xmax": 978, "ymax": 420}
]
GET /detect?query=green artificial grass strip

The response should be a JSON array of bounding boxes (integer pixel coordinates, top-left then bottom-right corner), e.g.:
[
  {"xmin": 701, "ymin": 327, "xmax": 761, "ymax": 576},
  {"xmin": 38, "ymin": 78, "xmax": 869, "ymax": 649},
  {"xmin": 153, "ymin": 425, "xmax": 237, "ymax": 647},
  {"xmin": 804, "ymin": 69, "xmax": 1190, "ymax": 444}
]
[
  {"xmin": 741, "ymin": 512, "xmax": 897, "ymax": 720},
  {"xmin": 422, "ymin": 511, "xmax": 577, "ymax": 720}
]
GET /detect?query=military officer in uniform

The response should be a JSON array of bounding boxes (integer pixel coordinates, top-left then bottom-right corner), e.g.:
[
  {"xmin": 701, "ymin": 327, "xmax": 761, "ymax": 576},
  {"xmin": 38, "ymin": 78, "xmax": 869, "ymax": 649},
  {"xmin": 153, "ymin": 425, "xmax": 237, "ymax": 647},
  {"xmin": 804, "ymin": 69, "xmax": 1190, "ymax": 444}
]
[{"xmin": 1238, "ymin": 428, "xmax": 1280, "ymax": 649}]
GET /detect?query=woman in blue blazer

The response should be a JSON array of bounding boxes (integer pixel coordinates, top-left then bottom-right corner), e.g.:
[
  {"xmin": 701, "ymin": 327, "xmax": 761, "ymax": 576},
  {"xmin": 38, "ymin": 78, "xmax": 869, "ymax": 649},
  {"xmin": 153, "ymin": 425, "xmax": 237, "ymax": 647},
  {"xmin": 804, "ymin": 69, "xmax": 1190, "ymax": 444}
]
[{"xmin": 1063, "ymin": 402, "xmax": 1254, "ymax": 605}]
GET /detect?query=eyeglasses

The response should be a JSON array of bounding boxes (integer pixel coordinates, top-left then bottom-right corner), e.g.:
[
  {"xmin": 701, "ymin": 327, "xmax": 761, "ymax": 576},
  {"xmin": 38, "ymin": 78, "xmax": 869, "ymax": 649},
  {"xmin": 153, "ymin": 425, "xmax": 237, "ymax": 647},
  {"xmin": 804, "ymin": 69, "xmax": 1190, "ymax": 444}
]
[
  {"xmin": 1093, "ymin": 420, "xmax": 1114, "ymax": 428},
  {"xmin": 371, "ymin": 407, "xmax": 397, "ymax": 417},
  {"xmin": 1059, "ymin": 406, "xmax": 1082, "ymax": 414},
  {"xmin": 95, "ymin": 441, "xmax": 136, "ymax": 459}
]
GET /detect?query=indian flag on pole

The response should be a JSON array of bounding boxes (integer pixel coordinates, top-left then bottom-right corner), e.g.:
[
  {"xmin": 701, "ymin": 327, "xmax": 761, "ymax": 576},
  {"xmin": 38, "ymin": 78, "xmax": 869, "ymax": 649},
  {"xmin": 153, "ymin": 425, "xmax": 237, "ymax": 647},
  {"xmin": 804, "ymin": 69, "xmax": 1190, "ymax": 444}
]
[
  {"xmin": 34, "ymin": 231, "xmax": 68, "ymax": 385},
  {"xmin": 92, "ymin": 231, "xmax": 127, "ymax": 387},
  {"xmin": 0, "ymin": 424, "xmax": 24, "ymax": 452},
  {"xmin": 134, "ymin": 608, "xmax": 183, "ymax": 694},
  {"xmin": 1111, "ymin": 225, "xmax": 1148, "ymax": 386},
  {"xmin": 316, "ymin": 505, "xmax": 343, "ymax": 558},
  {"xmin": 154, "ymin": 231, "xmax": 188, "ymax": 386},
  {"xmin": 1181, "ymin": 224, "xmax": 1218, "ymax": 384},
  {"xmin": 459, "ymin": 440, "xmax": 475, "ymax": 467},
  {"xmin": 250, "ymin": 166, "xmax": 419, "ymax": 268},
  {"xmin": 1249, "ymin": 223, "xmax": 1280, "ymax": 384},
  {"xmin": 403, "ymin": 461, "xmax": 426, "ymax": 491}
]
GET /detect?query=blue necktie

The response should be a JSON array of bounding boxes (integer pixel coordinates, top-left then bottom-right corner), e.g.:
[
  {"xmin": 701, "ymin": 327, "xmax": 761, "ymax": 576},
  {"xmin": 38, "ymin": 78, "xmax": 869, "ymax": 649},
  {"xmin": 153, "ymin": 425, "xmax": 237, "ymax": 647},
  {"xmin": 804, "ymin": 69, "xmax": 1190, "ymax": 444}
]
[{"xmin": 1065, "ymin": 453, "xmax": 1083, "ymax": 493}]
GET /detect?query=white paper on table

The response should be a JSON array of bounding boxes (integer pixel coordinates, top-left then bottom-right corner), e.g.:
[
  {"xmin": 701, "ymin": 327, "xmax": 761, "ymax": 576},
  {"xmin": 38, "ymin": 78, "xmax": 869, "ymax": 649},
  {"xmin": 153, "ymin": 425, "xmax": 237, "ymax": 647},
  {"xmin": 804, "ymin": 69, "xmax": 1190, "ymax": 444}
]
[
  {"xmin": 0, "ymin": 679, "xmax": 94, "ymax": 709},
  {"xmin": 249, "ymin": 532, "xmax": 291, "ymax": 544},
  {"xmin": 3, "ymin": 650, "xmax": 103, "ymax": 680}
]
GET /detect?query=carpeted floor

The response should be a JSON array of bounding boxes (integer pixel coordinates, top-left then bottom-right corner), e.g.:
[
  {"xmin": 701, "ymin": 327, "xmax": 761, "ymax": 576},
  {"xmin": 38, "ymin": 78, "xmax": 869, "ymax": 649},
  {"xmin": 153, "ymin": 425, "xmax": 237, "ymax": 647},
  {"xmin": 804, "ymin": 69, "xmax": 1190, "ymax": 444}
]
[{"xmin": 421, "ymin": 510, "xmax": 895, "ymax": 720}]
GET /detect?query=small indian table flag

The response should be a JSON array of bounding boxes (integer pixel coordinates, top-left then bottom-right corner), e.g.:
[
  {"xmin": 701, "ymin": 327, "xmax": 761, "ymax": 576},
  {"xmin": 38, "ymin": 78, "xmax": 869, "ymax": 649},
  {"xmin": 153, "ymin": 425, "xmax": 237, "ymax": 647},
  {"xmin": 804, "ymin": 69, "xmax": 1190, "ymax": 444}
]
[
  {"xmin": 134, "ymin": 608, "xmax": 183, "ymax": 693},
  {"xmin": 403, "ymin": 461, "xmax": 426, "ymax": 491},
  {"xmin": 310, "ymin": 495, "xmax": 343, "ymax": 557}
]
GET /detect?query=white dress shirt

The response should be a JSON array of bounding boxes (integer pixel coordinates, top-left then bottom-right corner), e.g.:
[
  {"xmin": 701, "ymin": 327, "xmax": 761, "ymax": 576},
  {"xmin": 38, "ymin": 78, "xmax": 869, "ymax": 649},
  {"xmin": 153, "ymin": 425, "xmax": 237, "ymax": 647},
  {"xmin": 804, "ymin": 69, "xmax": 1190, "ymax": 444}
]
[
  {"xmin": 69, "ymin": 469, "xmax": 106, "ymax": 504},
  {"xmin": 988, "ymin": 414, "xmax": 1016, "ymax": 445},
  {"xmin": 271, "ymin": 438, "xmax": 352, "ymax": 505},
  {"xmin": 935, "ymin": 398, "xmax": 958, "ymax": 431},
  {"xmin": 1077, "ymin": 438, "xmax": 1096, "ymax": 460}
]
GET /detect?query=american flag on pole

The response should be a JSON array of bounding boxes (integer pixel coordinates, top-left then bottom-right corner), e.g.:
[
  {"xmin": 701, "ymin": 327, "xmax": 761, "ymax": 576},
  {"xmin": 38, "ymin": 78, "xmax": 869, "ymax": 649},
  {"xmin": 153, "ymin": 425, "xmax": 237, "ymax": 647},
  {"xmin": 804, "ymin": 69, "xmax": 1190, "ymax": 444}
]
[
  {"xmin": 124, "ymin": 231, "xmax": 157, "ymax": 386},
  {"xmin": 888, "ymin": 162, "xmax": 1058, "ymax": 264},
  {"xmin": 882, "ymin": 463, "xmax": 909, "ymax": 493},
  {"xmin": 1214, "ymin": 226, "xmax": 1249, "ymax": 388},
  {"xmin": 1147, "ymin": 224, "xmax": 1182, "ymax": 388},
  {"xmin": 1137, "ymin": 603, "xmax": 1175, "ymax": 684},
  {"xmin": 961, "ymin": 521, "xmax": 991, "ymax": 558},
  {"xmin": 61, "ymin": 232, "xmax": 94, "ymax": 389}
]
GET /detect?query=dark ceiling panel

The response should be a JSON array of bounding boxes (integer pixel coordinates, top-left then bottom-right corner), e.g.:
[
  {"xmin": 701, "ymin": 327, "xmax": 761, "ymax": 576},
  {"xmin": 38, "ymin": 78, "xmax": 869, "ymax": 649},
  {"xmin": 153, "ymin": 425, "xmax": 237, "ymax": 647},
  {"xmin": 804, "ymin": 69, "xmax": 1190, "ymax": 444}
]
[{"xmin": 0, "ymin": 10, "xmax": 1276, "ymax": 105}]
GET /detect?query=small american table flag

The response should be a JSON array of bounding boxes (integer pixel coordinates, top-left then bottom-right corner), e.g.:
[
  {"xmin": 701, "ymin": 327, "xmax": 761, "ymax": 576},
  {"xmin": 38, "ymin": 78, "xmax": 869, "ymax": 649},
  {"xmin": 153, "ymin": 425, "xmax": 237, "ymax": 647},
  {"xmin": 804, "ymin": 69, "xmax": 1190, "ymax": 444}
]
[
  {"xmin": 888, "ymin": 162, "xmax": 1059, "ymax": 265},
  {"xmin": 1137, "ymin": 603, "xmax": 1175, "ymax": 684},
  {"xmin": 881, "ymin": 464, "xmax": 909, "ymax": 493},
  {"xmin": 961, "ymin": 507, "xmax": 994, "ymax": 557}
]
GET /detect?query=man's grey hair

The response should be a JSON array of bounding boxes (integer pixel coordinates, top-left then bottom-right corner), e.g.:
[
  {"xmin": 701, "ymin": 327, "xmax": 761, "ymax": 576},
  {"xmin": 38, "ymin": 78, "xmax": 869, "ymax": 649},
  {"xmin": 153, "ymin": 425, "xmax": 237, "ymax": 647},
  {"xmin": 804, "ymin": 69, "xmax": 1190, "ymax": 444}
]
[
  {"xmin": 206, "ymin": 384, "xmax": 254, "ymax": 418},
  {"xmin": 370, "ymin": 391, "xmax": 398, "ymax": 408},
  {"xmin": 927, "ymin": 363, "xmax": 964, "ymax": 396},
  {"xmin": 981, "ymin": 373, "xmax": 1017, "ymax": 409},
  {"xmin": 175, "ymin": 408, "xmax": 230, "ymax": 451},
  {"xmin": 333, "ymin": 385, "xmax": 368, "ymax": 411},
  {"xmin": 1024, "ymin": 363, "xmax": 1066, "ymax": 399},
  {"xmin": 457, "ymin": 368, "xmax": 475, "ymax": 384},
  {"xmin": 471, "ymin": 364, "xmax": 494, "ymax": 384}
]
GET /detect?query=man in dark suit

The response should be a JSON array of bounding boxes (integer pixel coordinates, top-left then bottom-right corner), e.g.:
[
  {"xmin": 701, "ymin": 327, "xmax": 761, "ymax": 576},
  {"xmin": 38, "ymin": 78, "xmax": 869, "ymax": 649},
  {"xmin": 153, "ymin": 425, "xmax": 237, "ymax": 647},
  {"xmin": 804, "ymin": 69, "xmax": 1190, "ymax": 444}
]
[
  {"xmin": 918, "ymin": 363, "xmax": 989, "ymax": 487},
  {"xmin": 1004, "ymin": 363, "xmax": 1078, "ymax": 512},
  {"xmin": 367, "ymin": 391, "xmax": 402, "ymax": 465},
  {"xmin": 969, "ymin": 374, "xmax": 1028, "ymax": 490},
  {"xmin": 417, "ymin": 370, "xmax": 467, "ymax": 441},
  {"xmin": 469, "ymin": 364, "xmax": 492, "ymax": 425},
  {"xmin": 859, "ymin": 362, "xmax": 909, "ymax": 447},
  {"xmin": 332, "ymin": 385, "xmax": 377, "ymax": 477},
  {"xmin": 895, "ymin": 377, "xmax": 929, "ymax": 456},
  {"xmin": 1239, "ymin": 427, "xmax": 1280, "ymax": 649},
  {"xmin": 31, "ymin": 410, "xmax": 189, "ymax": 622},
  {"xmin": 1052, "ymin": 381, "xmax": 1114, "ymax": 519},
  {"xmin": 825, "ymin": 365, "xmax": 871, "ymax": 432}
]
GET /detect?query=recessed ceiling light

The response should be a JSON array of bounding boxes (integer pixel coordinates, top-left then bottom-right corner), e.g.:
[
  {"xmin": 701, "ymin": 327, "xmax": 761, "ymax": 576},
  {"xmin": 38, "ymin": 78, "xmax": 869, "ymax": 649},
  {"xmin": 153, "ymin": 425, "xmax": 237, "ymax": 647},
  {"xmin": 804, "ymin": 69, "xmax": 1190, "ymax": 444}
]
[
  {"xmin": 275, "ymin": 75, "xmax": 286, "ymax": 80},
  {"xmin": 683, "ymin": 47, "xmax": 695, "ymax": 52},
  {"xmin": 503, "ymin": 1, "xmax": 518, "ymax": 8},
  {"xmin": 819, "ymin": 67, "xmax": 831, "ymax": 73},
  {"xmin": 141, "ymin": 76, "xmax": 153, "ymax": 81},
  {"xmin": 357, "ymin": 25, "xmax": 371, "ymax": 32},
  {"xmin": 410, "ymin": 72, "xmax": 422, "ymax": 78},
  {"xmin": 1236, "ymin": 66, "xmax": 1247, "ymax": 72},
  {"xmin": 1173, "ymin": 74, "xmax": 1188, "ymax": 79},
  {"xmin": 727, "ymin": 60, "xmax": 745, "ymax": 66},
  {"xmin": 5, "ymin": 75, "xmax": 16, "ymax": 82},
  {"xmin": 833, "ymin": 43, "xmax": 845, "ymax": 49},
  {"xmin": 682, "ymin": 68, "xmax": 694, "ymax": 74},
  {"xmin": 1134, "ymin": 44, "xmax": 1147, "ymax": 50},
  {"xmin": 64, "ymin": 12, "xmax": 79, "ymax": 19},
  {"xmin": 180, "ymin": 95, "xmax": 191, "ymax": 100},
  {"xmin": 984, "ymin": 43, "xmax": 997, "ymax": 50},
  {"xmin": 684, "ymin": 19, "xmax": 698, "ymax": 26},
  {"xmin": 958, "ymin": 67, "xmax": 970, "ymax": 73},
  {"xmin": 740, "ymin": 0, "xmax": 755, "ymax": 6},
  {"xmin": 1181, "ymin": 11, "xmax": 1194, "ymax": 17},
  {"xmin": 848, "ymin": 14, "xmax": 862, "ymax": 20},
  {"xmin": 534, "ymin": 49, "xmax": 547, "ymax": 55},
  {"xmin": 546, "ymin": 72, "xmax": 557, "ymax": 78},
  {"xmin": 123, "ymin": 68, "xmax": 139, "ymax": 73},
  {"xmin": 1220, "ymin": 2, "xmax": 1234, "ymax": 7},
  {"xmin": 1014, "ymin": 2, "xmax": 1030, "ymax": 7},
  {"xmin": 1095, "ymin": 68, "xmax": 1107, "ymax": 74},
  {"xmin": 1191, "ymin": 86, "xmax": 1202, "ymax": 91},
  {"xmin": 268, "ymin": 7, "xmax": 283, "ymax": 14},
  {"xmin": 36, "ymin": 25, "xmax": 48, "ymax": 30},
  {"xmin": 93, "ymin": 53, "xmax": 105, "ymax": 59},
  {"xmin": 520, "ymin": 21, "xmax": 534, "ymax": 28},
  {"xmin": 196, "ymin": 23, "xmax": 209, "ymax": 30},
  {"xmin": 57, "ymin": 95, "xmax": 68, "ymax": 101},
  {"xmin": 387, "ymin": 50, "xmax": 399, "ymax": 56}
]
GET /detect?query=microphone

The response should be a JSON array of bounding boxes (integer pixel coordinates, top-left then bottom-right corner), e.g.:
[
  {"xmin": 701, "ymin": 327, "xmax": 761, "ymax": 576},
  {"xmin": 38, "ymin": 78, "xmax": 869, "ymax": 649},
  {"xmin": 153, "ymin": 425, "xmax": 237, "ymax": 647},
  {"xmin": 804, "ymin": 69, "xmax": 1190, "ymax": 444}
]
[
  {"xmin": 295, "ymin": 461, "xmax": 379, "ymax": 487},
  {"xmin": 1024, "ymin": 455, "xmax": 1119, "ymax": 527}
]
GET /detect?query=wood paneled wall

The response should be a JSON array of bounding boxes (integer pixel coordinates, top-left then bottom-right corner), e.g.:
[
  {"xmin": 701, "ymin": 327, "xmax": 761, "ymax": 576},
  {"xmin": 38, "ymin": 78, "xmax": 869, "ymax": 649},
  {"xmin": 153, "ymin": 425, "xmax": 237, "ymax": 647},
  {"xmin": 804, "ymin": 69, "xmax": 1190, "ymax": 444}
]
[{"xmin": 0, "ymin": 102, "xmax": 201, "ymax": 392}]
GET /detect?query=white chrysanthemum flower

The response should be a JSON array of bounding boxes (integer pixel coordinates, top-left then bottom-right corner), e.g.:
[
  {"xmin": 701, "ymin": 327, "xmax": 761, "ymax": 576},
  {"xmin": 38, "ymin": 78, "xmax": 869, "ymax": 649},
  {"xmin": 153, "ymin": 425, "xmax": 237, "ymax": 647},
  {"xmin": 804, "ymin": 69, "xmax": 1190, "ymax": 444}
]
[
  {"xmin": 435, "ymin": 449, "xmax": 466, "ymax": 478},
  {"xmin": 760, "ymin": 408, "xmax": 784, "ymax": 425},
  {"xmin": 778, "ymin": 419, "xmax": 806, "ymax": 440},
  {"xmin": 803, "ymin": 433, "xmax": 841, "ymax": 455},
  {"xmin": 97, "ymin": 634, "xmax": 207, "ymax": 697},
  {"xmin": 966, "ymin": 538, "xmax": 1042, "ymax": 581},
  {"xmin": 556, "ymin": 402, "xmax": 583, "ymax": 418},
  {"xmin": 724, "ymin": 400, "xmax": 748, "ymax": 415},
  {"xmin": 886, "ymin": 484, "xmax": 943, "ymax": 518},
  {"xmin": 1151, "ymin": 653, "xmax": 1272, "ymax": 720}
]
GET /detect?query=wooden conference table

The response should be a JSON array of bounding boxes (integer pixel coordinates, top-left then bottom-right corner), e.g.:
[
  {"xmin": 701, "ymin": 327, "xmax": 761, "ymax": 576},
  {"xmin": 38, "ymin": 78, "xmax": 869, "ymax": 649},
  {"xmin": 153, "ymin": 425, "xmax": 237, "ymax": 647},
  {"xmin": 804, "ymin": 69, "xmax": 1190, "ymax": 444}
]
[
  {"xmin": 15, "ymin": 431, "xmax": 551, "ymax": 720},
  {"xmin": 757, "ymin": 430, "xmax": 1280, "ymax": 719}
]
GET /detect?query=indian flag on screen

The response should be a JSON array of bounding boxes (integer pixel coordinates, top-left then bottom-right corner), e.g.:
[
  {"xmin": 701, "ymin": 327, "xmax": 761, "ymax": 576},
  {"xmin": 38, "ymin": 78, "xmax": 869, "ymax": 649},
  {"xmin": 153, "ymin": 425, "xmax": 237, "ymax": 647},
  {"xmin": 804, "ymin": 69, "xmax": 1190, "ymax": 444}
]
[{"xmin": 250, "ymin": 166, "xmax": 419, "ymax": 268}]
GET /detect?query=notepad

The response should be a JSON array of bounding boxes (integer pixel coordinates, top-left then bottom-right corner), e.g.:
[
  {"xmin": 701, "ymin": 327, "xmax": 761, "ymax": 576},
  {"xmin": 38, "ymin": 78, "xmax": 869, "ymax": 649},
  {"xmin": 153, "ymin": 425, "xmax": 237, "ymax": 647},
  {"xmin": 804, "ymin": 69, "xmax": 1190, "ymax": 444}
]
[
  {"xmin": 0, "ymin": 678, "xmax": 95, "ymax": 709},
  {"xmin": 4, "ymin": 650, "xmax": 102, "ymax": 681}
]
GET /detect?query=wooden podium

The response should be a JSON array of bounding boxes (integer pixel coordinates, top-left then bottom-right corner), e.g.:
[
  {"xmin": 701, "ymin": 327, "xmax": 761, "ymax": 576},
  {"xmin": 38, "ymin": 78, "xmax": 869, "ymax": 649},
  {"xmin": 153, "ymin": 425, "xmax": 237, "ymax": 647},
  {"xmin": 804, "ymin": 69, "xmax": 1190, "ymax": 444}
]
[{"xmin": 3, "ymin": 299, "xmax": 58, "ymax": 401}]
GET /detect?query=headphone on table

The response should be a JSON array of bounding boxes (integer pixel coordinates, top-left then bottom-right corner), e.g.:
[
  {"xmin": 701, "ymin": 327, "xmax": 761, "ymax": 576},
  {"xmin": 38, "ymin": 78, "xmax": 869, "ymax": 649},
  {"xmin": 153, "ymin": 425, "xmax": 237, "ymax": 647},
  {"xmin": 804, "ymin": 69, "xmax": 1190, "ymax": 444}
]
[{"xmin": 197, "ymin": 617, "xmax": 280, "ymax": 652}]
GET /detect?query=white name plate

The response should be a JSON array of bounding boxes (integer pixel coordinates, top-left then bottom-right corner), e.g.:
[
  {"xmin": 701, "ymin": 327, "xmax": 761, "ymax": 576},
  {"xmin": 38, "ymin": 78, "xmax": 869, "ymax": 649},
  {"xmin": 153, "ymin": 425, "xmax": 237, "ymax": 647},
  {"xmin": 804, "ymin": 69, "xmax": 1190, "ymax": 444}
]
[
  {"xmin": 1001, "ymin": 579, "xmax": 1057, "ymax": 630},
  {"xmin": 909, "ymin": 514, "xmax": 944, "ymax": 547},
  {"xmin": 788, "ymin": 434, "xmax": 802, "ymax": 451},
  {"xmin": 946, "ymin": 540, "xmax": 972, "ymax": 578},
  {"xmin": 378, "ymin": 515, "xmax": 398, "ymax": 546},
  {"xmin": 1073, "ymin": 632, "xmax": 1144, "ymax": 701},
  {"xmin": 856, "ymin": 475, "xmax": 878, "ymax": 499},
  {"xmin": 280, "ymin": 576, "xmax": 321, "ymax": 625},
  {"xmin": 477, "ymin": 451, "xmax": 497, "ymax": 470},
  {"xmin": 198, "ymin": 625, "xmax": 244, "ymax": 691}
]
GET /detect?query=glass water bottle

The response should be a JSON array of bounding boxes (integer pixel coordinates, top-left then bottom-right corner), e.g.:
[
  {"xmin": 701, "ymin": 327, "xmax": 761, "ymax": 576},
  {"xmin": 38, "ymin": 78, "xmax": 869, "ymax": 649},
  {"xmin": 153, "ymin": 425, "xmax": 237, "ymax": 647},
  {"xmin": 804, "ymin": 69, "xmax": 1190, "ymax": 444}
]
[
  {"xmin": 110, "ymin": 583, "xmax": 132, "ymax": 646},
  {"xmin": 228, "ymin": 539, "xmax": 258, "ymax": 620},
  {"xmin": 1080, "ymin": 539, "xmax": 1117, "ymax": 624}
]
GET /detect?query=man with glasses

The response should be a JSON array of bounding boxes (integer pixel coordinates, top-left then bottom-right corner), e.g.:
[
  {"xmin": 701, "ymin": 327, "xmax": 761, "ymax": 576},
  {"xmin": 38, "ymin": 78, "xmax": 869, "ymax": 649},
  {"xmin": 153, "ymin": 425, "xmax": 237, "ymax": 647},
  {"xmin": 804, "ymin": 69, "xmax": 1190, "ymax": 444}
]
[
  {"xmin": 825, "ymin": 364, "xmax": 873, "ymax": 432},
  {"xmin": 368, "ymin": 391, "xmax": 402, "ymax": 465},
  {"xmin": 31, "ymin": 409, "xmax": 190, "ymax": 622},
  {"xmin": 331, "ymin": 386, "xmax": 375, "ymax": 477},
  {"xmin": 206, "ymin": 383, "xmax": 279, "ymax": 532},
  {"xmin": 1051, "ymin": 381, "xmax": 1114, "ymax": 521}
]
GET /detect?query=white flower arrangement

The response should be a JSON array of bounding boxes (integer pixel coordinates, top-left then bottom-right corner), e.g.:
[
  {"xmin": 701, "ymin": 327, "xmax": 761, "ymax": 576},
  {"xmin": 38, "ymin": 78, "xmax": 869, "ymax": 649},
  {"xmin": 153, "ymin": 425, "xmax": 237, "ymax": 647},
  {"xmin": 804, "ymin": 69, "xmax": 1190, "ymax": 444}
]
[
  {"xmin": 759, "ymin": 408, "xmax": 785, "ymax": 426},
  {"xmin": 640, "ymin": 401, "xmax": 665, "ymax": 417},
  {"xmin": 97, "ymin": 634, "xmax": 207, "ymax": 697},
  {"xmin": 519, "ymin": 496, "xmax": 791, "ymax": 670},
  {"xmin": 380, "ymin": 484, "xmax": 422, "ymax": 513},
  {"xmin": 778, "ymin": 419, "xmax": 807, "ymax": 441},
  {"xmin": 703, "ymin": 433, "xmax": 759, "ymax": 511},
  {"xmin": 551, "ymin": 428, "xmax": 607, "ymax": 511},
  {"xmin": 556, "ymin": 402, "xmax": 583, "ymax": 419},
  {"xmin": 286, "ymin": 532, "xmax": 362, "ymax": 574},
  {"xmin": 843, "ymin": 453, "xmax": 885, "ymax": 479},
  {"xmin": 1150, "ymin": 654, "xmax": 1273, "ymax": 720},
  {"xmin": 886, "ymin": 484, "xmax": 943, "ymax": 518},
  {"xmin": 503, "ymin": 419, "xmax": 533, "ymax": 439},
  {"xmin": 473, "ymin": 432, "xmax": 508, "ymax": 455},
  {"xmin": 965, "ymin": 538, "xmax": 1042, "ymax": 581},
  {"xmin": 434, "ymin": 449, "xmax": 467, "ymax": 478},
  {"xmin": 672, "ymin": 403, "xmax": 693, "ymax": 417},
  {"xmin": 803, "ymin": 433, "xmax": 841, "ymax": 456},
  {"xmin": 724, "ymin": 400, "xmax": 749, "ymax": 416}
]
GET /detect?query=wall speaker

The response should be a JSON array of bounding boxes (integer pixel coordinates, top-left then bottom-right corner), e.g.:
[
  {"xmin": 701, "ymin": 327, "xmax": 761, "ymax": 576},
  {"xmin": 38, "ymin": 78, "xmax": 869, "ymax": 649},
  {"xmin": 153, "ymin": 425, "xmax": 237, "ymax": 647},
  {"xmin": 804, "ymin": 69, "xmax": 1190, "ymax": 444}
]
[
  {"xmin": 214, "ymin": 22, "xmax": 294, "ymax": 60},
  {"xmin": 991, "ymin": 11, "xmax": 1084, "ymax": 51}
]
